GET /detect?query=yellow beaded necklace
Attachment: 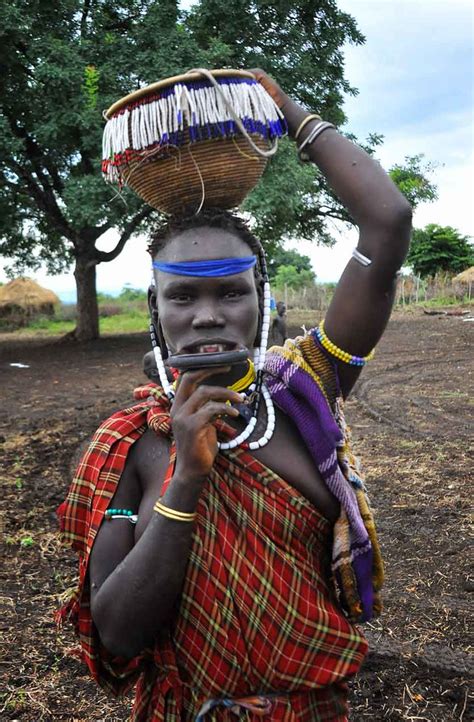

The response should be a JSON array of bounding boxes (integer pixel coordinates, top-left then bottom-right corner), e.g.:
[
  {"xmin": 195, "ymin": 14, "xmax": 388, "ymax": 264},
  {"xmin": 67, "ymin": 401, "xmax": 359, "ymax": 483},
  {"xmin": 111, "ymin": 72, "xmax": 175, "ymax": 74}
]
[
  {"xmin": 228, "ymin": 359, "xmax": 256, "ymax": 392},
  {"xmin": 171, "ymin": 359, "xmax": 256, "ymax": 393}
]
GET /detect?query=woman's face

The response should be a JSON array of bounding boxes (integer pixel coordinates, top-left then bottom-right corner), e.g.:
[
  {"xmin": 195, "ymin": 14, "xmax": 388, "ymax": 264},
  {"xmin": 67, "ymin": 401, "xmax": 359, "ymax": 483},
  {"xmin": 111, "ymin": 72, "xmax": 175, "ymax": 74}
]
[{"xmin": 152, "ymin": 226, "xmax": 260, "ymax": 356}]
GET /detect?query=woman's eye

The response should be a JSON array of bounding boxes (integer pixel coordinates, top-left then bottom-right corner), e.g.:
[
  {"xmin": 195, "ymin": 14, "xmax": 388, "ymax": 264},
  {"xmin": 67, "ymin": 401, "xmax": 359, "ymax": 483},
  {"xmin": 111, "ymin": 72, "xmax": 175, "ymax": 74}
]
[
  {"xmin": 171, "ymin": 294, "xmax": 192, "ymax": 303},
  {"xmin": 224, "ymin": 290, "xmax": 242, "ymax": 300}
]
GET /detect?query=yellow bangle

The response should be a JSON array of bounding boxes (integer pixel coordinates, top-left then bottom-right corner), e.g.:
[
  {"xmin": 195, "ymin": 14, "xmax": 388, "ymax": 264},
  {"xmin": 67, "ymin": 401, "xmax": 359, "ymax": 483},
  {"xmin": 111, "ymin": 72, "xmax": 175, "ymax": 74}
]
[
  {"xmin": 153, "ymin": 500, "xmax": 197, "ymax": 522},
  {"xmin": 294, "ymin": 113, "xmax": 322, "ymax": 141}
]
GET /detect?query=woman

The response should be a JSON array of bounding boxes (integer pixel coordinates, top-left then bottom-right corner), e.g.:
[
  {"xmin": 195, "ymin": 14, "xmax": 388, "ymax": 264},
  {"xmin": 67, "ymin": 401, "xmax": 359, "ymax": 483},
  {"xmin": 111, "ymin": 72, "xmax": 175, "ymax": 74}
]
[{"xmin": 59, "ymin": 70, "xmax": 412, "ymax": 721}]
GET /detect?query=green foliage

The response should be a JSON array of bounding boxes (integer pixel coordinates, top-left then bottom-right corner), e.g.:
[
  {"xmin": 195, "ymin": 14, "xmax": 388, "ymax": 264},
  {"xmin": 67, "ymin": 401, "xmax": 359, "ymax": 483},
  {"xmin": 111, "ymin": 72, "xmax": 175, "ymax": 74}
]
[
  {"xmin": 96, "ymin": 291, "xmax": 115, "ymax": 302},
  {"xmin": 273, "ymin": 264, "xmax": 315, "ymax": 290},
  {"xmin": 244, "ymin": 138, "xmax": 339, "ymax": 246},
  {"xmin": 16, "ymin": 309, "xmax": 149, "ymax": 336},
  {"xmin": 389, "ymin": 155, "xmax": 438, "ymax": 209},
  {"xmin": 118, "ymin": 284, "xmax": 148, "ymax": 302},
  {"xmin": 266, "ymin": 246, "xmax": 314, "ymax": 281},
  {"xmin": 83, "ymin": 65, "xmax": 100, "ymax": 109},
  {"xmin": 422, "ymin": 295, "xmax": 472, "ymax": 307},
  {"xmin": 407, "ymin": 224, "xmax": 473, "ymax": 277}
]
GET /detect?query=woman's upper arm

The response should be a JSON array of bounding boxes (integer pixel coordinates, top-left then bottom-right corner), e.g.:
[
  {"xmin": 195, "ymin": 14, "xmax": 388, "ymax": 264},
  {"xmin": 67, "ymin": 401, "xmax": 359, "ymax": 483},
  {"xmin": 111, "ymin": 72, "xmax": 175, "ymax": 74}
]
[
  {"xmin": 89, "ymin": 448, "xmax": 142, "ymax": 599},
  {"xmin": 324, "ymin": 215, "xmax": 412, "ymax": 397}
]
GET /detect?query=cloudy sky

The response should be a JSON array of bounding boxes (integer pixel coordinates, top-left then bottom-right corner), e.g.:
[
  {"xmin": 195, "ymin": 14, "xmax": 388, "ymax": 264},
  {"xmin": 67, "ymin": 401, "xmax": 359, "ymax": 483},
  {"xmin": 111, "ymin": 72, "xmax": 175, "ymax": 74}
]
[{"xmin": 1, "ymin": 0, "xmax": 472, "ymax": 298}]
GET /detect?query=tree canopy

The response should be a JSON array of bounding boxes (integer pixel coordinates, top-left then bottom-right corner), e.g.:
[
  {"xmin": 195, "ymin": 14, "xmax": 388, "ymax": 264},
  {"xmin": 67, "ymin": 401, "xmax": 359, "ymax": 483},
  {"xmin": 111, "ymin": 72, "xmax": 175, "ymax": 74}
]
[
  {"xmin": 266, "ymin": 246, "xmax": 314, "ymax": 281},
  {"xmin": 407, "ymin": 224, "xmax": 473, "ymax": 278},
  {"xmin": 0, "ymin": 0, "xmax": 436, "ymax": 339},
  {"xmin": 273, "ymin": 264, "xmax": 316, "ymax": 290}
]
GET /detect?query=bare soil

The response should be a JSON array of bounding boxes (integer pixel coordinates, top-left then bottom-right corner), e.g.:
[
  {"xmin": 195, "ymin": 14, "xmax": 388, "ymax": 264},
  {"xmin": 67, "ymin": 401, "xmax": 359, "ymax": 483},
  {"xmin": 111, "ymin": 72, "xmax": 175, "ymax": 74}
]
[{"xmin": 1, "ymin": 309, "xmax": 473, "ymax": 721}]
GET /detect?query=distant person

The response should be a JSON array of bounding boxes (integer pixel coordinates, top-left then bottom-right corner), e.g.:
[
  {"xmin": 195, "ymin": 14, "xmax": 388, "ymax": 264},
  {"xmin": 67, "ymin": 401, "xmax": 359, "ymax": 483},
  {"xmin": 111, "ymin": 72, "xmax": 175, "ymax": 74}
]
[
  {"xmin": 270, "ymin": 300, "xmax": 287, "ymax": 345},
  {"xmin": 143, "ymin": 349, "xmax": 160, "ymax": 381}
]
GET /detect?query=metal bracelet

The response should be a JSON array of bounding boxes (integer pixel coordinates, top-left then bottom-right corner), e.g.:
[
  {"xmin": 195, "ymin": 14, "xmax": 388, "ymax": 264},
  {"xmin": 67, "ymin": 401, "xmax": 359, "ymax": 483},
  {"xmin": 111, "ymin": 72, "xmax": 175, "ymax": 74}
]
[
  {"xmin": 352, "ymin": 248, "xmax": 372, "ymax": 267},
  {"xmin": 294, "ymin": 113, "xmax": 322, "ymax": 141},
  {"xmin": 106, "ymin": 514, "xmax": 138, "ymax": 524},
  {"xmin": 298, "ymin": 121, "xmax": 336, "ymax": 162}
]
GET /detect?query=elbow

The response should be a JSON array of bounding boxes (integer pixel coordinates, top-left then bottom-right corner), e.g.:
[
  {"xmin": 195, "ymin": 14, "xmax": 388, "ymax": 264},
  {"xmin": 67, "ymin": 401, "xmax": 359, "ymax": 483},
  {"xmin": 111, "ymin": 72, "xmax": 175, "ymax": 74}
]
[
  {"xmin": 392, "ymin": 200, "xmax": 413, "ymax": 259},
  {"xmin": 99, "ymin": 630, "xmax": 140, "ymax": 660},
  {"xmin": 389, "ymin": 200, "xmax": 413, "ymax": 259},
  {"xmin": 369, "ymin": 200, "xmax": 413, "ymax": 261},
  {"xmin": 381, "ymin": 197, "xmax": 413, "ymax": 236},
  {"xmin": 394, "ymin": 199, "xmax": 413, "ymax": 233},
  {"xmin": 92, "ymin": 598, "xmax": 141, "ymax": 660},
  {"xmin": 362, "ymin": 196, "xmax": 412, "ymax": 241},
  {"xmin": 91, "ymin": 596, "xmax": 169, "ymax": 660}
]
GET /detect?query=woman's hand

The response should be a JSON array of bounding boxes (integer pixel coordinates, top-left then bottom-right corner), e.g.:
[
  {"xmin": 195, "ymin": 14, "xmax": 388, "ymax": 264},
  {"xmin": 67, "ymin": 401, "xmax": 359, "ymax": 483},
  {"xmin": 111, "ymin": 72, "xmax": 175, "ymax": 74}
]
[
  {"xmin": 250, "ymin": 68, "xmax": 289, "ymax": 110},
  {"xmin": 171, "ymin": 367, "xmax": 242, "ymax": 482}
]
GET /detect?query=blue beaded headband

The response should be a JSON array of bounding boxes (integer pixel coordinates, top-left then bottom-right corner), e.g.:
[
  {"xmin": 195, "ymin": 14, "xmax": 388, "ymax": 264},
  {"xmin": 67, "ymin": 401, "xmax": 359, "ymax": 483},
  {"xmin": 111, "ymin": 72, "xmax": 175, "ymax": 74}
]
[{"xmin": 152, "ymin": 256, "xmax": 256, "ymax": 277}]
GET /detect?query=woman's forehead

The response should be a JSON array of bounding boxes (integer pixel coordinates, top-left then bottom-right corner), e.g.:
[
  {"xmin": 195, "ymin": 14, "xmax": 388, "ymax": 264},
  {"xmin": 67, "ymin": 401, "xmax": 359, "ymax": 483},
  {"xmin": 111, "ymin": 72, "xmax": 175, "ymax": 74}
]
[{"xmin": 156, "ymin": 227, "xmax": 251, "ymax": 263}]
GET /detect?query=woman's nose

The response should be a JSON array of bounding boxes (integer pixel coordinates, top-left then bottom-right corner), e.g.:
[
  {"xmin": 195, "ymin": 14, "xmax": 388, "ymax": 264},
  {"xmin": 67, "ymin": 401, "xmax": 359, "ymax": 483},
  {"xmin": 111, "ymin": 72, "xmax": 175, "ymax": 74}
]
[{"xmin": 192, "ymin": 304, "xmax": 225, "ymax": 328}]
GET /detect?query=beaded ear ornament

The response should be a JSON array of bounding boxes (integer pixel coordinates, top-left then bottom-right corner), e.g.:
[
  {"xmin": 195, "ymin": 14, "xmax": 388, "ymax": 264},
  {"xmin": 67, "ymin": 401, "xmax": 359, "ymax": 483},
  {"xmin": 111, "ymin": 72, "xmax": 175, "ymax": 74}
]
[{"xmin": 150, "ymin": 249, "xmax": 276, "ymax": 451}]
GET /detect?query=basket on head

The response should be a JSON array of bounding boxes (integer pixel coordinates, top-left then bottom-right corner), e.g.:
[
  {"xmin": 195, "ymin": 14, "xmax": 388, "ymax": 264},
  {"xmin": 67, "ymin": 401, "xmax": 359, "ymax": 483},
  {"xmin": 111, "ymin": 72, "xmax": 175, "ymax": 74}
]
[{"xmin": 102, "ymin": 69, "xmax": 286, "ymax": 215}]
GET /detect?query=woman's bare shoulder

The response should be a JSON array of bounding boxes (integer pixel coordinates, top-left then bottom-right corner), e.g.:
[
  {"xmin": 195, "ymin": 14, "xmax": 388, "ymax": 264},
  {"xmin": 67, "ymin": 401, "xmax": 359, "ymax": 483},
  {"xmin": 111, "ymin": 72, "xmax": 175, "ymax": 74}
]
[{"xmin": 129, "ymin": 427, "xmax": 171, "ymax": 491}]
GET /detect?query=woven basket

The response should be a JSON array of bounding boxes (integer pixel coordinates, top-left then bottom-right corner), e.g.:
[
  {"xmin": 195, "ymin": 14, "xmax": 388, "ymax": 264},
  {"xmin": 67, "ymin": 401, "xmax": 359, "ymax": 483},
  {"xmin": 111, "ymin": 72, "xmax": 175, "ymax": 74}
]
[{"xmin": 102, "ymin": 69, "xmax": 284, "ymax": 215}]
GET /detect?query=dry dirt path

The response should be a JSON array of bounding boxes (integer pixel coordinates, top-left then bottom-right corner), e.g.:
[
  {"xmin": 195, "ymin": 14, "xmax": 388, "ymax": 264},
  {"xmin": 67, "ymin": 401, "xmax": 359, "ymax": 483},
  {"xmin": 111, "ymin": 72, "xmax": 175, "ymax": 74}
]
[{"xmin": 1, "ymin": 311, "xmax": 472, "ymax": 720}]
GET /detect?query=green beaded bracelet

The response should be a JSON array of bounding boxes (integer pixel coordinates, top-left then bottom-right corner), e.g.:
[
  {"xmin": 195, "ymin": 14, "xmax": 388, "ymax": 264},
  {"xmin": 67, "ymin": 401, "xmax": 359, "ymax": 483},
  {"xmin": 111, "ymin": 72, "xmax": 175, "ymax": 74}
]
[{"xmin": 104, "ymin": 508, "xmax": 138, "ymax": 523}]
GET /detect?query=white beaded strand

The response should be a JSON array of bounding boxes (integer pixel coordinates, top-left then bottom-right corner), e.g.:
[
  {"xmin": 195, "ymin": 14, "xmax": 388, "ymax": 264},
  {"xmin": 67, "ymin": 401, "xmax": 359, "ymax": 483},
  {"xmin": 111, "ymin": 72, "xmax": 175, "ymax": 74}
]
[
  {"xmin": 102, "ymin": 77, "xmax": 284, "ymax": 184},
  {"xmin": 149, "ymin": 323, "xmax": 175, "ymax": 399},
  {"xmin": 253, "ymin": 280, "xmax": 271, "ymax": 371},
  {"xmin": 219, "ymin": 278, "xmax": 274, "ymax": 451},
  {"xmin": 248, "ymin": 385, "xmax": 275, "ymax": 450}
]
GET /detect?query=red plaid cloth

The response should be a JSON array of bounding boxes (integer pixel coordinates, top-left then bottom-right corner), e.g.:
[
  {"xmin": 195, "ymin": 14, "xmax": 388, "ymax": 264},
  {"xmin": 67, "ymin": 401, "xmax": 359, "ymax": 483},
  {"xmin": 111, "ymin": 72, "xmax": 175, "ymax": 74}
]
[{"xmin": 58, "ymin": 384, "xmax": 367, "ymax": 721}]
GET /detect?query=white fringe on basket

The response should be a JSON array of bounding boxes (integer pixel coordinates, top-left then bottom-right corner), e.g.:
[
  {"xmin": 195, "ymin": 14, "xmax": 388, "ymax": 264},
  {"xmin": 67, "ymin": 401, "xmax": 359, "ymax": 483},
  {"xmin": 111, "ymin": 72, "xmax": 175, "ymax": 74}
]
[{"xmin": 102, "ymin": 81, "xmax": 284, "ymax": 183}]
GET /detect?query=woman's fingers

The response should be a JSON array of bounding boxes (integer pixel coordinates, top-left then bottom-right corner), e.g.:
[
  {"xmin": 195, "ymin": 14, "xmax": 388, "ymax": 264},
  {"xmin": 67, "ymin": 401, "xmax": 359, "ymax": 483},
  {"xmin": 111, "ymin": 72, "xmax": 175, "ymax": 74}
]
[
  {"xmin": 175, "ymin": 384, "xmax": 243, "ymax": 417},
  {"xmin": 193, "ymin": 401, "xmax": 240, "ymax": 425},
  {"xmin": 173, "ymin": 366, "xmax": 230, "ymax": 405},
  {"xmin": 173, "ymin": 368, "xmax": 243, "ymax": 414},
  {"xmin": 248, "ymin": 68, "xmax": 286, "ymax": 108}
]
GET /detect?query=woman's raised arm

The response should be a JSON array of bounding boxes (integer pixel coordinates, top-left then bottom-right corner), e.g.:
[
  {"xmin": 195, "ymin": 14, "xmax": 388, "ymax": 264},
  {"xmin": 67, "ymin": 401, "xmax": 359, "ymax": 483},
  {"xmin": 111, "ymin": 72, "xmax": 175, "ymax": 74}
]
[{"xmin": 253, "ymin": 69, "xmax": 412, "ymax": 396}]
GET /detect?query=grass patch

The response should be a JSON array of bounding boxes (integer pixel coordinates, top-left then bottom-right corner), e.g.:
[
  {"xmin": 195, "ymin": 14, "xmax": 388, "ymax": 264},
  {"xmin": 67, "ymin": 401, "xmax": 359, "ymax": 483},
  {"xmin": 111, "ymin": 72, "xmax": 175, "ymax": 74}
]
[
  {"xmin": 15, "ymin": 318, "xmax": 76, "ymax": 336},
  {"xmin": 100, "ymin": 310, "xmax": 149, "ymax": 334},
  {"xmin": 11, "ymin": 311, "xmax": 149, "ymax": 337},
  {"xmin": 419, "ymin": 296, "xmax": 473, "ymax": 307}
]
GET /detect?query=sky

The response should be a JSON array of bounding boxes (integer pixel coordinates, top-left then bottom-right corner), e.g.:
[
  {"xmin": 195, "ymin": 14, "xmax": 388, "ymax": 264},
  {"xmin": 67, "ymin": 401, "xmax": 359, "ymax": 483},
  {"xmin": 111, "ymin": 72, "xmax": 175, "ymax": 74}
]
[{"xmin": 1, "ymin": 0, "xmax": 473, "ymax": 299}]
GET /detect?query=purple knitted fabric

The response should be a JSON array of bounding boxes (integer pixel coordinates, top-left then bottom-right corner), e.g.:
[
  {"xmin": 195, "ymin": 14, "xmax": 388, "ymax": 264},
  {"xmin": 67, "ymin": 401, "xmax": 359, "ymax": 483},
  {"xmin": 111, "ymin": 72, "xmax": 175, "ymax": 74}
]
[{"xmin": 264, "ymin": 333, "xmax": 376, "ymax": 621}]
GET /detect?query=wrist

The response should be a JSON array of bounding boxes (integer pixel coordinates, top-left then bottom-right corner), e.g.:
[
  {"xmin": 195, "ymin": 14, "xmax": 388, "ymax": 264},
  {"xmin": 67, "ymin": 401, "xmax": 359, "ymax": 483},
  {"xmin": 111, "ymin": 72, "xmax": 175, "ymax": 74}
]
[
  {"xmin": 159, "ymin": 471, "xmax": 205, "ymax": 512},
  {"xmin": 281, "ymin": 101, "xmax": 317, "ymax": 139},
  {"xmin": 172, "ymin": 466, "xmax": 208, "ymax": 487}
]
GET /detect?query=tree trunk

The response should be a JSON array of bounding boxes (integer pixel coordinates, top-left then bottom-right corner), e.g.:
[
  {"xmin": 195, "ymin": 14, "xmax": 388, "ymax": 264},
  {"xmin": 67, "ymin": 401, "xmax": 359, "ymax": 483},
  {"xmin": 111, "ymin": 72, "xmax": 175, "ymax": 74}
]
[{"xmin": 73, "ymin": 257, "xmax": 99, "ymax": 341}]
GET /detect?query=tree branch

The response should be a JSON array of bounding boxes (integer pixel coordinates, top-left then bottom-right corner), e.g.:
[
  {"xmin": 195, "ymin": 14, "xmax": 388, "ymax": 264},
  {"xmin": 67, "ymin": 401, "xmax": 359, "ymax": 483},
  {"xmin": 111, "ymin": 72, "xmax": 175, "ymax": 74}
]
[
  {"xmin": 8, "ymin": 115, "xmax": 64, "ymax": 195},
  {"xmin": 79, "ymin": 149, "xmax": 95, "ymax": 176},
  {"xmin": 96, "ymin": 207, "xmax": 153, "ymax": 262},
  {"xmin": 317, "ymin": 205, "xmax": 352, "ymax": 223},
  {"xmin": 80, "ymin": 0, "xmax": 92, "ymax": 38},
  {"xmin": 91, "ymin": 221, "xmax": 113, "ymax": 241},
  {"xmin": 10, "ymin": 158, "xmax": 76, "ymax": 243}
]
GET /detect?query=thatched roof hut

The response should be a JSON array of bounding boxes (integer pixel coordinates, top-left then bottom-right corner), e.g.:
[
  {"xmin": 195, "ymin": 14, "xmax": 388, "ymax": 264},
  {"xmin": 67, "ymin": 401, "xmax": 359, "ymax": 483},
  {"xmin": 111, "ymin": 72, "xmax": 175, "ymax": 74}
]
[
  {"xmin": 453, "ymin": 267, "xmax": 474, "ymax": 284},
  {"xmin": 0, "ymin": 278, "xmax": 60, "ymax": 326}
]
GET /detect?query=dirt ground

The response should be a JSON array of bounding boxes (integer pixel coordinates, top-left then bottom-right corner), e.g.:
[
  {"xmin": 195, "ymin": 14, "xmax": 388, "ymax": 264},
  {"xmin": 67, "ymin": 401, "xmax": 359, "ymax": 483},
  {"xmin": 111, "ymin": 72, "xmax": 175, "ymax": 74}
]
[{"xmin": 1, "ymin": 309, "xmax": 472, "ymax": 721}]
